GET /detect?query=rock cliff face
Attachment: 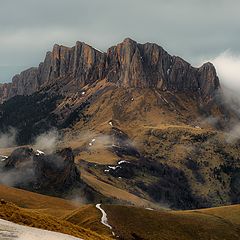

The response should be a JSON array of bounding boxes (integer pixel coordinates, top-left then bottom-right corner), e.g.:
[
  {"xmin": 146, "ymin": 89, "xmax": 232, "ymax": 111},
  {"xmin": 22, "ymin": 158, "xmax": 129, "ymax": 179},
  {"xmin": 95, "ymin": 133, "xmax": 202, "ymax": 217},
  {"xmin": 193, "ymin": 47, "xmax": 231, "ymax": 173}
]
[
  {"xmin": 0, "ymin": 83, "xmax": 11, "ymax": 103},
  {"xmin": 0, "ymin": 147, "xmax": 111, "ymax": 202},
  {"xmin": 105, "ymin": 38, "xmax": 220, "ymax": 98},
  {"xmin": 37, "ymin": 42, "xmax": 106, "ymax": 87},
  {"xmin": 0, "ymin": 38, "xmax": 220, "ymax": 103},
  {"xmin": 2, "ymin": 147, "xmax": 80, "ymax": 193}
]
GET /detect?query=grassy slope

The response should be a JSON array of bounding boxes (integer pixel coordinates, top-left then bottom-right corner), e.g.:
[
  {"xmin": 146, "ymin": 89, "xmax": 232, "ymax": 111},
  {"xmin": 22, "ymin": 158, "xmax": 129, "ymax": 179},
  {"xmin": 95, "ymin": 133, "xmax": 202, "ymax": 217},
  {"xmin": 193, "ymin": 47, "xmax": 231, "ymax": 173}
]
[
  {"xmin": 81, "ymin": 170, "xmax": 157, "ymax": 208},
  {"xmin": 64, "ymin": 204, "xmax": 112, "ymax": 237},
  {"xmin": 59, "ymin": 85, "xmax": 240, "ymax": 209},
  {"xmin": 0, "ymin": 184, "xmax": 240, "ymax": 240},
  {"xmin": 103, "ymin": 204, "xmax": 240, "ymax": 240},
  {"xmin": 2, "ymin": 84, "xmax": 237, "ymax": 210},
  {"xmin": 1, "ymin": 82, "xmax": 240, "ymax": 239},
  {"xmin": 0, "ymin": 185, "xmax": 113, "ymax": 239},
  {"xmin": 0, "ymin": 184, "xmax": 78, "ymax": 217},
  {"xmin": 0, "ymin": 202, "xmax": 110, "ymax": 240}
]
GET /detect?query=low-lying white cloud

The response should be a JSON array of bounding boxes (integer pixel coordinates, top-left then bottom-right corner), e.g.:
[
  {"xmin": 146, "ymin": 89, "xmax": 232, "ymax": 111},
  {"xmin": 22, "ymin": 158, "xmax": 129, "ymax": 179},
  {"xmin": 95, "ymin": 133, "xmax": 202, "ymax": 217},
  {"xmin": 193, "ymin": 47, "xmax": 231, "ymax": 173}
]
[
  {"xmin": 210, "ymin": 50, "xmax": 240, "ymax": 94},
  {"xmin": 206, "ymin": 51, "xmax": 240, "ymax": 142},
  {"xmin": 0, "ymin": 128, "xmax": 17, "ymax": 148},
  {"xmin": 33, "ymin": 130, "xmax": 59, "ymax": 154}
]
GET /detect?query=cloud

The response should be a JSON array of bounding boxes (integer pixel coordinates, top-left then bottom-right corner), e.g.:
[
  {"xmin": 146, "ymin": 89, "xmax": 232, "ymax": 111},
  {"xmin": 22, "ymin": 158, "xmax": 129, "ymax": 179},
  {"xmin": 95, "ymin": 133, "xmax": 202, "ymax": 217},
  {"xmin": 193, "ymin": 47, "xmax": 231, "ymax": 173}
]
[
  {"xmin": 0, "ymin": 128, "xmax": 17, "ymax": 148},
  {"xmin": 205, "ymin": 51, "xmax": 240, "ymax": 142},
  {"xmin": 225, "ymin": 124, "xmax": 240, "ymax": 143},
  {"xmin": 206, "ymin": 51, "xmax": 240, "ymax": 115},
  {"xmin": 0, "ymin": 161, "xmax": 35, "ymax": 187},
  {"xmin": 210, "ymin": 51, "xmax": 240, "ymax": 94},
  {"xmin": 33, "ymin": 130, "xmax": 59, "ymax": 154}
]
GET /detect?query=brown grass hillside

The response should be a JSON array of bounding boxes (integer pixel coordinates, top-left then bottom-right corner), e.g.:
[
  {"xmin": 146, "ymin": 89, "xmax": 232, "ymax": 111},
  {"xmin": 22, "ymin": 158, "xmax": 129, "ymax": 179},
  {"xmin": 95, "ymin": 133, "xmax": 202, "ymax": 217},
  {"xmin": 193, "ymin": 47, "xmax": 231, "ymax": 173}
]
[
  {"xmin": 1, "ymin": 185, "xmax": 240, "ymax": 240},
  {"xmin": 103, "ymin": 204, "xmax": 240, "ymax": 240},
  {"xmin": 0, "ymin": 185, "xmax": 113, "ymax": 239},
  {"xmin": 0, "ymin": 184, "xmax": 78, "ymax": 217},
  {"xmin": 0, "ymin": 201, "xmax": 111, "ymax": 240},
  {"xmin": 64, "ymin": 204, "xmax": 112, "ymax": 237},
  {"xmin": 54, "ymin": 85, "xmax": 240, "ymax": 209}
]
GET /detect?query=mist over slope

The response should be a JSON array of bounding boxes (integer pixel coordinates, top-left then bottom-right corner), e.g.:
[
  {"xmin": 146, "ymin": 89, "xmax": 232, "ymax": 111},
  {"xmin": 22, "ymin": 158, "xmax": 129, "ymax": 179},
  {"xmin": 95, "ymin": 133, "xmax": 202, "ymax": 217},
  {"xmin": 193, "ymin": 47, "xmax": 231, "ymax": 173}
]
[{"xmin": 211, "ymin": 51, "xmax": 240, "ymax": 95}]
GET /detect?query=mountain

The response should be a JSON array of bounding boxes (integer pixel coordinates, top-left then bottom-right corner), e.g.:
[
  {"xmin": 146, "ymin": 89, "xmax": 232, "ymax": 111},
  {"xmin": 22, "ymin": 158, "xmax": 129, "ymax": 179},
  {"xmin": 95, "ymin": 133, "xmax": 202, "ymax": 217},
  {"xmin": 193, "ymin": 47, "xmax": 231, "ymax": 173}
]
[
  {"xmin": 0, "ymin": 38, "xmax": 240, "ymax": 211},
  {"xmin": 0, "ymin": 38, "xmax": 231, "ymax": 143},
  {"xmin": 0, "ymin": 38, "xmax": 219, "ymax": 104}
]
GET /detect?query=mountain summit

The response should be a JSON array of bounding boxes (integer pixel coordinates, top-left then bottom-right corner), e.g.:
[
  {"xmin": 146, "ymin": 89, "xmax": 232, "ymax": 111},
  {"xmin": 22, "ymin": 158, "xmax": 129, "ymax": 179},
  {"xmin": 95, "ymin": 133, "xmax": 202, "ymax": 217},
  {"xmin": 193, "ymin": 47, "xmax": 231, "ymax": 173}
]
[
  {"xmin": 0, "ymin": 38, "xmax": 219, "ymax": 104},
  {"xmin": 1, "ymin": 39, "xmax": 238, "ymax": 211}
]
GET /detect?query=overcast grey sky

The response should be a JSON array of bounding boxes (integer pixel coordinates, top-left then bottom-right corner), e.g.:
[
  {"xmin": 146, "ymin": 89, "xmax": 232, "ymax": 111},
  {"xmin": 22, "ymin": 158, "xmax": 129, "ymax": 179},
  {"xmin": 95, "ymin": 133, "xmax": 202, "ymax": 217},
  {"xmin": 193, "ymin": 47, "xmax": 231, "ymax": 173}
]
[{"xmin": 0, "ymin": 0, "xmax": 240, "ymax": 83}]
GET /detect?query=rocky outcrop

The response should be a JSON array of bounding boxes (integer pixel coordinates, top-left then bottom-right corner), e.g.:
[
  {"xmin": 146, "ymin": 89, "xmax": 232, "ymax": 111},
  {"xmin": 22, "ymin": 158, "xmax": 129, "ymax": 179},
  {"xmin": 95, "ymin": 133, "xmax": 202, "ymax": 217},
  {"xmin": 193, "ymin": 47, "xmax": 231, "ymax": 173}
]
[
  {"xmin": 0, "ymin": 38, "xmax": 220, "ymax": 104},
  {"xmin": 33, "ymin": 148, "xmax": 81, "ymax": 191},
  {"xmin": 198, "ymin": 62, "xmax": 220, "ymax": 102},
  {"xmin": 0, "ymin": 83, "xmax": 12, "ymax": 103},
  {"xmin": 106, "ymin": 38, "xmax": 220, "ymax": 103},
  {"xmin": 0, "ymin": 68, "xmax": 40, "ymax": 102},
  {"xmin": 37, "ymin": 42, "xmax": 106, "ymax": 87},
  {"xmin": 106, "ymin": 38, "xmax": 172, "ymax": 88},
  {"xmin": 0, "ymin": 43, "xmax": 106, "ymax": 103},
  {"xmin": 2, "ymin": 147, "xmax": 80, "ymax": 193},
  {"xmin": 0, "ymin": 147, "xmax": 111, "ymax": 202},
  {"xmin": 10, "ymin": 68, "xmax": 39, "ymax": 97}
]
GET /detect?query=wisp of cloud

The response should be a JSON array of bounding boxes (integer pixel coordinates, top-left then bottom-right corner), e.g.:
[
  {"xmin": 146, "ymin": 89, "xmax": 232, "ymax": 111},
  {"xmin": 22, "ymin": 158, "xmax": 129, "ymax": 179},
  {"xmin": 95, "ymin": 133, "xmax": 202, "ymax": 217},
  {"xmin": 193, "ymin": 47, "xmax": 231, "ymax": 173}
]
[
  {"xmin": 210, "ymin": 50, "xmax": 240, "ymax": 95},
  {"xmin": 0, "ymin": 128, "xmax": 17, "ymax": 148},
  {"xmin": 33, "ymin": 129, "xmax": 59, "ymax": 154},
  {"xmin": 208, "ymin": 51, "xmax": 240, "ymax": 142}
]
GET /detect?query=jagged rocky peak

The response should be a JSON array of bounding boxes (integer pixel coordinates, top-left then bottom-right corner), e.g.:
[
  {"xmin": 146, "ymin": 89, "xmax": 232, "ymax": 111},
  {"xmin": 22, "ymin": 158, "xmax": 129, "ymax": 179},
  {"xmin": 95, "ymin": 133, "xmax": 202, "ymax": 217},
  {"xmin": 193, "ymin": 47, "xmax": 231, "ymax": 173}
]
[
  {"xmin": 37, "ymin": 41, "xmax": 106, "ymax": 87},
  {"xmin": 106, "ymin": 38, "xmax": 172, "ymax": 88},
  {"xmin": 106, "ymin": 38, "xmax": 220, "ymax": 102},
  {"xmin": 10, "ymin": 67, "xmax": 39, "ymax": 96},
  {"xmin": 198, "ymin": 62, "xmax": 220, "ymax": 101},
  {"xmin": 0, "ymin": 38, "xmax": 220, "ymax": 103},
  {"xmin": 0, "ymin": 83, "xmax": 11, "ymax": 103}
]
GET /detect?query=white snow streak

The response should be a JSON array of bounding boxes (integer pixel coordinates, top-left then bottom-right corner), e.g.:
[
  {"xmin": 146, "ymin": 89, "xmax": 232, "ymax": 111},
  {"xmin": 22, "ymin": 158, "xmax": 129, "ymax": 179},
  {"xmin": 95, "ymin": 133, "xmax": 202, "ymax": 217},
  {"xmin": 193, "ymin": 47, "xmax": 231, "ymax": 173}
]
[
  {"xmin": 105, "ymin": 160, "xmax": 129, "ymax": 173},
  {"xmin": 36, "ymin": 150, "xmax": 45, "ymax": 156},
  {"xmin": 146, "ymin": 208, "xmax": 154, "ymax": 211},
  {"xmin": 0, "ymin": 219, "xmax": 82, "ymax": 240},
  {"xmin": 0, "ymin": 155, "xmax": 8, "ymax": 161},
  {"xmin": 95, "ymin": 204, "xmax": 115, "ymax": 236},
  {"xmin": 118, "ymin": 160, "xmax": 129, "ymax": 165},
  {"xmin": 108, "ymin": 166, "xmax": 120, "ymax": 170}
]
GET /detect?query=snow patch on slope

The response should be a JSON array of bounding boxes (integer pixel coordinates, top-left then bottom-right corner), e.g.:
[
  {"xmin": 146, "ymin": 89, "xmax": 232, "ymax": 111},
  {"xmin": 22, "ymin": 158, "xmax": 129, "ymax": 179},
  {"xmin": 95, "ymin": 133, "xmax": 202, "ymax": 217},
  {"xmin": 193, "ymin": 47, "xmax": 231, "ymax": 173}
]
[
  {"xmin": 0, "ymin": 219, "xmax": 82, "ymax": 240},
  {"xmin": 0, "ymin": 155, "xmax": 8, "ymax": 162},
  {"xmin": 36, "ymin": 150, "xmax": 45, "ymax": 156}
]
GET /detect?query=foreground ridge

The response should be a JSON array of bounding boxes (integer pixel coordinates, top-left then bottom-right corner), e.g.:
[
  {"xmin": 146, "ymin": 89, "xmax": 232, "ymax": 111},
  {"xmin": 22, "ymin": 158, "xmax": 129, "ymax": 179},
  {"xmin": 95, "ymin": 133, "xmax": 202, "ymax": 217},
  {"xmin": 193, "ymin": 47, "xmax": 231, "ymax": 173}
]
[{"xmin": 0, "ymin": 219, "xmax": 83, "ymax": 240}]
